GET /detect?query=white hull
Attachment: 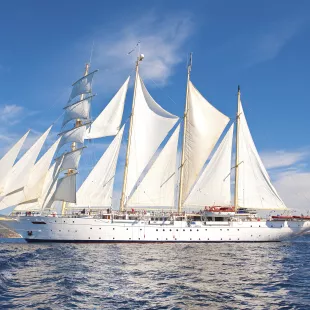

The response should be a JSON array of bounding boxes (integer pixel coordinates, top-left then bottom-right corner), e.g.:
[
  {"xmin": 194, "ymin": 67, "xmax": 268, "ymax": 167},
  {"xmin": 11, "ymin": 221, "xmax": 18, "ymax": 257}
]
[{"xmin": 2, "ymin": 216, "xmax": 310, "ymax": 242}]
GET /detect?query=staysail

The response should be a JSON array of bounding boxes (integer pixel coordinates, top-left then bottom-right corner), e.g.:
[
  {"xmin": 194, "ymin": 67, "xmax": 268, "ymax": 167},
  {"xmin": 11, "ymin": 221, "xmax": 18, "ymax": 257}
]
[
  {"xmin": 184, "ymin": 124, "xmax": 234, "ymax": 207},
  {"xmin": 180, "ymin": 81, "xmax": 229, "ymax": 204},
  {"xmin": 0, "ymin": 131, "xmax": 30, "ymax": 194},
  {"xmin": 85, "ymin": 77, "xmax": 130, "ymax": 139},
  {"xmin": 124, "ymin": 74, "xmax": 178, "ymax": 203},
  {"xmin": 128, "ymin": 124, "xmax": 180, "ymax": 207},
  {"xmin": 236, "ymin": 100, "xmax": 287, "ymax": 210},
  {"xmin": 75, "ymin": 125, "xmax": 125, "ymax": 207},
  {"xmin": 3, "ymin": 126, "xmax": 52, "ymax": 196}
]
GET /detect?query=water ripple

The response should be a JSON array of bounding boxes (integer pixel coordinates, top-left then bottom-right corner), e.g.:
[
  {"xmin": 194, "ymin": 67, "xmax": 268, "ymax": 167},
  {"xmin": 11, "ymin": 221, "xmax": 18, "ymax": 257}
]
[{"xmin": 0, "ymin": 236, "xmax": 310, "ymax": 309}]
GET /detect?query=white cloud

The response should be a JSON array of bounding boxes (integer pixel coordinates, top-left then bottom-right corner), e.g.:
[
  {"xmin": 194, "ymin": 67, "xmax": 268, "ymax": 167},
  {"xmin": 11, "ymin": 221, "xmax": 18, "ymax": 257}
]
[
  {"xmin": 88, "ymin": 13, "xmax": 193, "ymax": 91},
  {"xmin": 273, "ymin": 171, "xmax": 310, "ymax": 213},
  {"xmin": 261, "ymin": 149, "xmax": 309, "ymax": 170},
  {"xmin": 247, "ymin": 18, "xmax": 305, "ymax": 67},
  {"xmin": 0, "ymin": 104, "xmax": 24, "ymax": 125}
]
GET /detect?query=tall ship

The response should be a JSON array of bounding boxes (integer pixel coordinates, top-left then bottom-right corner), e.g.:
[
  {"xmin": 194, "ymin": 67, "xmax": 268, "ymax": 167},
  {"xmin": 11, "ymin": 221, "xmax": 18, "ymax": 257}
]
[{"xmin": 1, "ymin": 53, "xmax": 309, "ymax": 242}]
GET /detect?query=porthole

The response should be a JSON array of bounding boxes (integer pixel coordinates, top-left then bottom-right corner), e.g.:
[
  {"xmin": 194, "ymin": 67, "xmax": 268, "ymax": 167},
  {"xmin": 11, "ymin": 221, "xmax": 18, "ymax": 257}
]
[
  {"xmin": 157, "ymin": 238, "xmax": 159, "ymax": 240},
  {"xmin": 99, "ymin": 228, "xmax": 101, "ymax": 230},
  {"xmin": 190, "ymin": 238, "xmax": 192, "ymax": 240},
  {"xmin": 221, "ymin": 238, "xmax": 222, "ymax": 240},
  {"xmin": 99, "ymin": 237, "xmax": 101, "ymax": 239},
  {"xmin": 88, "ymin": 237, "xmax": 90, "ymax": 239},
  {"xmin": 139, "ymin": 238, "xmax": 140, "ymax": 240},
  {"xmin": 197, "ymin": 229, "xmax": 199, "ymax": 231},
  {"xmin": 227, "ymin": 229, "xmax": 229, "ymax": 231},
  {"xmin": 156, "ymin": 229, "xmax": 158, "ymax": 231},
  {"xmin": 59, "ymin": 230, "xmax": 61, "ymax": 232},
  {"xmin": 166, "ymin": 238, "xmax": 168, "ymax": 240},
  {"xmin": 208, "ymin": 238, "xmax": 209, "ymax": 240},
  {"xmin": 113, "ymin": 237, "xmax": 115, "ymax": 240},
  {"xmin": 190, "ymin": 229, "xmax": 192, "ymax": 231},
  {"xmin": 73, "ymin": 221, "xmax": 75, "ymax": 223},
  {"xmin": 126, "ymin": 228, "xmax": 128, "ymax": 230},
  {"xmin": 176, "ymin": 229, "xmax": 178, "ymax": 231},
  {"xmin": 220, "ymin": 229, "xmax": 222, "ymax": 231},
  {"xmin": 199, "ymin": 238, "xmax": 200, "ymax": 240},
  {"xmin": 90, "ymin": 227, "xmax": 92, "ymax": 230},
  {"xmin": 113, "ymin": 228, "xmax": 115, "ymax": 230},
  {"xmin": 205, "ymin": 229, "xmax": 207, "ymax": 231},
  {"xmin": 170, "ymin": 229, "xmax": 172, "ymax": 231},
  {"xmin": 251, "ymin": 225, "xmax": 252, "ymax": 227},
  {"xmin": 140, "ymin": 229, "xmax": 142, "ymax": 231},
  {"xmin": 183, "ymin": 229, "xmax": 185, "ymax": 231},
  {"xmin": 163, "ymin": 229, "xmax": 165, "ymax": 231}
]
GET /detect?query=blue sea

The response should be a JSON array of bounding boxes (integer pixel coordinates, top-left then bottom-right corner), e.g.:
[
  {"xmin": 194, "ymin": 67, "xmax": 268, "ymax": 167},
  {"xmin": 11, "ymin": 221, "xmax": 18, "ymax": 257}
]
[{"xmin": 0, "ymin": 236, "xmax": 310, "ymax": 309}]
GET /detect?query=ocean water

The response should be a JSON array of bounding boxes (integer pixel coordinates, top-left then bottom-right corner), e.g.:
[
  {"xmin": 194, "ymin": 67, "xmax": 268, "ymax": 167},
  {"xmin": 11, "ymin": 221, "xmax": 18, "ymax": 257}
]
[{"xmin": 0, "ymin": 237, "xmax": 310, "ymax": 309}]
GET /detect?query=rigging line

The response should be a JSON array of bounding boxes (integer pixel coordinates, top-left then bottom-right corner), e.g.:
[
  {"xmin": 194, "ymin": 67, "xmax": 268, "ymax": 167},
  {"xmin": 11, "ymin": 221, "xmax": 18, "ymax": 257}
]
[
  {"xmin": 149, "ymin": 77, "xmax": 178, "ymax": 106},
  {"xmin": 127, "ymin": 41, "xmax": 141, "ymax": 55}
]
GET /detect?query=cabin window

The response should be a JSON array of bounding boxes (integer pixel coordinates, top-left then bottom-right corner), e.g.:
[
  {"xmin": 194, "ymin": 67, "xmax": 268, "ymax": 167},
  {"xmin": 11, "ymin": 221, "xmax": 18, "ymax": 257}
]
[{"xmin": 215, "ymin": 217, "xmax": 224, "ymax": 222}]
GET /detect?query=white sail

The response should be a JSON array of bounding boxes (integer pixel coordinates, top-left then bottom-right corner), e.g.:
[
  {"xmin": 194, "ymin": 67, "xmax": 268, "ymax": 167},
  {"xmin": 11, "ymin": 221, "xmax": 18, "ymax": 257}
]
[
  {"xmin": 76, "ymin": 125, "xmax": 125, "ymax": 207},
  {"xmin": 3, "ymin": 126, "xmax": 52, "ymax": 196},
  {"xmin": 181, "ymin": 81, "xmax": 229, "ymax": 203},
  {"xmin": 184, "ymin": 124, "xmax": 234, "ymax": 207},
  {"xmin": 85, "ymin": 77, "xmax": 129, "ymax": 139},
  {"xmin": 128, "ymin": 124, "xmax": 180, "ymax": 207},
  {"xmin": 40, "ymin": 160, "xmax": 64, "ymax": 210},
  {"xmin": 23, "ymin": 138, "xmax": 61, "ymax": 201},
  {"xmin": 58, "ymin": 125, "xmax": 87, "ymax": 149},
  {"xmin": 125, "ymin": 74, "xmax": 178, "ymax": 201},
  {"xmin": 14, "ymin": 200, "xmax": 41, "ymax": 212},
  {"xmin": 62, "ymin": 97, "xmax": 91, "ymax": 127},
  {"xmin": 53, "ymin": 174, "xmax": 77, "ymax": 203},
  {"xmin": 237, "ymin": 101, "xmax": 287, "ymax": 210},
  {"xmin": 0, "ymin": 131, "xmax": 29, "ymax": 194},
  {"xmin": 69, "ymin": 70, "xmax": 97, "ymax": 101},
  {"xmin": 55, "ymin": 147, "xmax": 84, "ymax": 171}
]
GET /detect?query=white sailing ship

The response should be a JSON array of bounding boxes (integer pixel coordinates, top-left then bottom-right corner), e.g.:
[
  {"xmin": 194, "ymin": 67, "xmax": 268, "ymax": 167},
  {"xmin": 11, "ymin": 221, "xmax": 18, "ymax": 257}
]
[{"xmin": 1, "ymin": 53, "xmax": 310, "ymax": 242}]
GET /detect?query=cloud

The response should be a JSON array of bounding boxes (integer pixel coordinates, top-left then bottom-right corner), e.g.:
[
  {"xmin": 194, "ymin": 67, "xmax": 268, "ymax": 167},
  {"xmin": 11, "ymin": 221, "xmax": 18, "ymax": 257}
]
[
  {"xmin": 87, "ymin": 13, "xmax": 193, "ymax": 91},
  {"xmin": 0, "ymin": 104, "xmax": 24, "ymax": 125},
  {"xmin": 261, "ymin": 149, "xmax": 310, "ymax": 170},
  {"xmin": 273, "ymin": 171, "xmax": 310, "ymax": 213},
  {"xmin": 261, "ymin": 148, "xmax": 310, "ymax": 212},
  {"xmin": 246, "ymin": 18, "xmax": 305, "ymax": 67}
]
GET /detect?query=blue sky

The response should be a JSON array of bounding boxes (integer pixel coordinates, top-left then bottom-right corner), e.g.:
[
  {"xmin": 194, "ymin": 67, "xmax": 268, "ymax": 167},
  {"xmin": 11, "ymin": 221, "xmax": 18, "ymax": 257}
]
[{"xmin": 0, "ymin": 0, "xmax": 309, "ymax": 212}]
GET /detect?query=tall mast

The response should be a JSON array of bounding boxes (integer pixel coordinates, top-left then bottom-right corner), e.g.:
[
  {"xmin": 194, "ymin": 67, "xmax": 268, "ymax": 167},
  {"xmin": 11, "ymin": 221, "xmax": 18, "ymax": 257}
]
[
  {"xmin": 61, "ymin": 63, "xmax": 89, "ymax": 215},
  {"xmin": 119, "ymin": 54, "xmax": 144, "ymax": 212},
  {"xmin": 177, "ymin": 52, "xmax": 192, "ymax": 214},
  {"xmin": 234, "ymin": 85, "xmax": 241, "ymax": 212}
]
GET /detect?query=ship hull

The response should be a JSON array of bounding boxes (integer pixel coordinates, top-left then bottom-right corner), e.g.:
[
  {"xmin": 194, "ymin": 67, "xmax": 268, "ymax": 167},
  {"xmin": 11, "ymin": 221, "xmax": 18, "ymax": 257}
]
[{"xmin": 2, "ymin": 216, "xmax": 310, "ymax": 242}]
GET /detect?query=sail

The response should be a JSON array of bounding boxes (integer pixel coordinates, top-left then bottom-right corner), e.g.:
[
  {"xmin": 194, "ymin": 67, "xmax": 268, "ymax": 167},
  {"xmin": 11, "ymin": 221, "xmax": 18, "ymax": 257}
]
[
  {"xmin": 58, "ymin": 125, "xmax": 87, "ymax": 149},
  {"xmin": 76, "ymin": 125, "xmax": 125, "ymax": 207},
  {"xmin": 23, "ymin": 138, "xmax": 61, "ymax": 201},
  {"xmin": 69, "ymin": 70, "xmax": 97, "ymax": 101},
  {"xmin": 128, "ymin": 124, "xmax": 180, "ymax": 207},
  {"xmin": 125, "ymin": 74, "xmax": 179, "ymax": 201},
  {"xmin": 55, "ymin": 147, "xmax": 84, "ymax": 171},
  {"xmin": 3, "ymin": 126, "xmax": 52, "ymax": 196},
  {"xmin": 181, "ymin": 81, "xmax": 229, "ymax": 203},
  {"xmin": 85, "ymin": 77, "xmax": 130, "ymax": 139},
  {"xmin": 237, "ymin": 101, "xmax": 287, "ymax": 210},
  {"xmin": 53, "ymin": 174, "xmax": 77, "ymax": 203},
  {"xmin": 0, "ymin": 131, "xmax": 29, "ymax": 194},
  {"xmin": 184, "ymin": 124, "xmax": 234, "ymax": 207},
  {"xmin": 62, "ymin": 97, "xmax": 92, "ymax": 127}
]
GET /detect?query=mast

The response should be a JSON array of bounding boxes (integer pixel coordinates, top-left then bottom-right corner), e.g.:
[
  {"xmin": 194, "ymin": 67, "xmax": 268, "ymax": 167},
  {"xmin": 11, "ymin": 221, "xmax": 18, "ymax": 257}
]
[
  {"xmin": 177, "ymin": 52, "xmax": 192, "ymax": 214},
  {"xmin": 119, "ymin": 54, "xmax": 144, "ymax": 212},
  {"xmin": 61, "ymin": 63, "xmax": 89, "ymax": 215},
  {"xmin": 234, "ymin": 85, "xmax": 241, "ymax": 212}
]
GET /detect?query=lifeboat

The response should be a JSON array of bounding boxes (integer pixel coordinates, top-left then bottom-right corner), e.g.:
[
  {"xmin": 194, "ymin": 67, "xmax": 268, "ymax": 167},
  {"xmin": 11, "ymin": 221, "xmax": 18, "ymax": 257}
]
[{"xmin": 204, "ymin": 206, "xmax": 235, "ymax": 217}]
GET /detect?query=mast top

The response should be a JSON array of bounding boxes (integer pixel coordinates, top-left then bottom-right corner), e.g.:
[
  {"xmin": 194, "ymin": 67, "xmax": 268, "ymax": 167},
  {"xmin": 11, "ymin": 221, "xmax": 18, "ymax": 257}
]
[
  {"xmin": 188, "ymin": 52, "xmax": 193, "ymax": 73},
  {"xmin": 238, "ymin": 85, "xmax": 240, "ymax": 93}
]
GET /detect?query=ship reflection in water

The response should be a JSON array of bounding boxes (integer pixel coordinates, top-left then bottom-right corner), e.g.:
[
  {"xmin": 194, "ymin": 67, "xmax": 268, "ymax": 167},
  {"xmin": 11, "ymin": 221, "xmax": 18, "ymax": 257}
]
[{"xmin": 0, "ymin": 237, "xmax": 310, "ymax": 309}]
